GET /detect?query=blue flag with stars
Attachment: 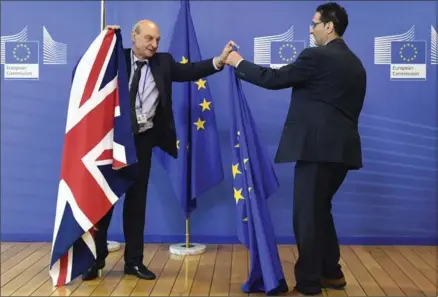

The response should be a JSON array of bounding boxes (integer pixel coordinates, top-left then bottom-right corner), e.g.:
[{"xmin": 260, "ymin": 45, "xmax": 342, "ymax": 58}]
[
  {"xmin": 227, "ymin": 66, "xmax": 288, "ymax": 295},
  {"xmin": 154, "ymin": 0, "xmax": 223, "ymax": 216}
]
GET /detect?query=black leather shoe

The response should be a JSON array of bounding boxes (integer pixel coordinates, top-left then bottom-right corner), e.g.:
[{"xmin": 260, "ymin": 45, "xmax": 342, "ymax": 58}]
[
  {"xmin": 124, "ymin": 264, "xmax": 156, "ymax": 280},
  {"xmin": 321, "ymin": 277, "xmax": 346, "ymax": 289},
  {"xmin": 82, "ymin": 262, "xmax": 105, "ymax": 281},
  {"xmin": 291, "ymin": 286, "xmax": 323, "ymax": 296}
]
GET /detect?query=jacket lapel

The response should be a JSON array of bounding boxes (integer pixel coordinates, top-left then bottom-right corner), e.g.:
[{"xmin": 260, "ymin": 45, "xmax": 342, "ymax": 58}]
[
  {"xmin": 124, "ymin": 49, "xmax": 131, "ymax": 76},
  {"xmin": 149, "ymin": 55, "xmax": 167, "ymax": 108}
]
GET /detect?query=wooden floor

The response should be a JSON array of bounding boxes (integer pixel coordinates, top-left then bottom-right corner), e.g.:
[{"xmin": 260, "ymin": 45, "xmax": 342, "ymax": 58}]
[{"xmin": 0, "ymin": 243, "xmax": 436, "ymax": 296}]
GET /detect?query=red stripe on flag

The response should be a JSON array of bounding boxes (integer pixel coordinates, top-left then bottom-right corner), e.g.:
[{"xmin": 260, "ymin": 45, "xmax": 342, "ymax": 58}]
[
  {"xmin": 96, "ymin": 149, "xmax": 113, "ymax": 161},
  {"xmin": 113, "ymin": 159, "xmax": 127, "ymax": 169},
  {"xmin": 79, "ymin": 31, "xmax": 114, "ymax": 107},
  {"xmin": 61, "ymin": 88, "xmax": 118, "ymax": 224},
  {"xmin": 56, "ymin": 253, "xmax": 69, "ymax": 286}
]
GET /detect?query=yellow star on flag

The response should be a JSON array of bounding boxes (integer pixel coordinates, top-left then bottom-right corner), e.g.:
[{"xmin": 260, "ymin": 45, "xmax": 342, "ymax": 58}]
[
  {"xmin": 180, "ymin": 56, "xmax": 188, "ymax": 64},
  {"xmin": 176, "ymin": 140, "xmax": 180, "ymax": 149},
  {"xmin": 243, "ymin": 158, "xmax": 249, "ymax": 169},
  {"xmin": 234, "ymin": 188, "xmax": 244, "ymax": 203},
  {"xmin": 195, "ymin": 78, "xmax": 206, "ymax": 90},
  {"xmin": 232, "ymin": 163, "xmax": 241, "ymax": 179},
  {"xmin": 194, "ymin": 118, "xmax": 206, "ymax": 130},
  {"xmin": 199, "ymin": 98, "xmax": 211, "ymax": 111},
  {"xmin": 235, "ymin": 131, "xmax": 240, "ymax": 147}
]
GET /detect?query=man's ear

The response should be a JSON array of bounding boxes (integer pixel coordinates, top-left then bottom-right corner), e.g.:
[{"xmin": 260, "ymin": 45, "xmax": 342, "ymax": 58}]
[{"xmin": 326, "ymin": 21, "xmax": 335, "ymax": 34}]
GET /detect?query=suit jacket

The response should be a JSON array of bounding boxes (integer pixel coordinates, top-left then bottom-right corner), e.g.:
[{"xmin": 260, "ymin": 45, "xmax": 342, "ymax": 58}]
[
  {"xmin": 124, "ymin": 49, "xmax": 221, "ymax": 159},
  {"xmin": 235, "ymin": 39, "xmax": 367, "ymax": 169}
]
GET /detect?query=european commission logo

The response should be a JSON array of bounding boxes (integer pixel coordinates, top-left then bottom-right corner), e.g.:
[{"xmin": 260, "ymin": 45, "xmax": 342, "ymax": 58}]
[
  {"xmin": 254, "ymin": 25, "xmax": 306, "ymax": 68},
  {"xmin": 390, "ymin": 41, "xmax": 426, "ymax": 80},
  {"xmin": 1, "ymin": 26, "xmax": 67, "ymax": 80},
  {"xmin": 4, "ymin": 41, "xmax": 39, "ymax": 79},
  {"xmin": 374, "ymin": 26, "xmax": 427, "ymax": 81}
]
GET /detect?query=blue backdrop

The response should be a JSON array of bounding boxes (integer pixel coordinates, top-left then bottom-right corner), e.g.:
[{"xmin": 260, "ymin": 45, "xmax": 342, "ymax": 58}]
[{"xmin": 1, "ymin": 1, "xmax": 436, "ymax": 245}]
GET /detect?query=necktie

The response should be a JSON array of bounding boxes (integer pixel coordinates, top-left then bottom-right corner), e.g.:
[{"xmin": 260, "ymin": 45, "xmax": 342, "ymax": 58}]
[{"xmin": 129, "ymin": 60, "xmax": 147, "ymax": 133}]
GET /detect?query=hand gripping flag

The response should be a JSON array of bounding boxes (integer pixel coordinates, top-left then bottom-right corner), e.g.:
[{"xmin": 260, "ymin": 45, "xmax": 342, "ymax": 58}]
[
  {"xmin": 49, "ymin": 29, "xmax": 138, "ymax": 286},
  {"xmin": 227, "ymin": 66, "xmax": 288, "ymax": 295},
  {"xmin": 154, "ymin": 0, "xmax": 224, "ymax": 216}
]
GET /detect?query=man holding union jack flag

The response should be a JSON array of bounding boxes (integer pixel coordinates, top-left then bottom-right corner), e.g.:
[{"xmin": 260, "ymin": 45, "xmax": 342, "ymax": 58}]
[{"xmin": 78, "ymin": 20, "xmax": 234, "ymax": 282}]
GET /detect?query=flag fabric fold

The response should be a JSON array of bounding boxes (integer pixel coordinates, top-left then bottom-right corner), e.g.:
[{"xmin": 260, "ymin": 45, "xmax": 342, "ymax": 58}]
[
  {"xmin": 227, "ymin": 66, "xmax": 288, "ymax": 295},
  {"xmin": 49, "ymin": 29, "xmax": 137, "ymax": 286},
  {"xmin": 154, "ymin": 0, "xmax": 224, "ymax": 216}
]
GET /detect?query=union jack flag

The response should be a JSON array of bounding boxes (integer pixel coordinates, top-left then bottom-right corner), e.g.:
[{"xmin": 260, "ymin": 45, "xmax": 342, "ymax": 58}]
[{"xmin": 49, "ymin": 29, "xmax": 137, "ymax": 286}]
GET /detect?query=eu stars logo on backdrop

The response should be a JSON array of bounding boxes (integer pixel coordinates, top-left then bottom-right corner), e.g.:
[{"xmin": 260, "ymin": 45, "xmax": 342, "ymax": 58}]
[
  {"xmin": 4, "ymin": 41, "xmax": 39, "ymax": 79},
  {"xmin": 374, "ymin": 25, "xmax": 432, "ymax": 81},
  {"xmin": 270, "ymin": 41, "xmax": 305, "ymax": 68},
  {"xmin": 2, "ymin": 26, "xmax": 67, "ymax": 80},
  {"xmin": 253, "ymin": 25, "xmax": 307, "ymax": 68},
  {"xmin": 390, "ymin": 41, "xmax": 426, "ymax": 81}
]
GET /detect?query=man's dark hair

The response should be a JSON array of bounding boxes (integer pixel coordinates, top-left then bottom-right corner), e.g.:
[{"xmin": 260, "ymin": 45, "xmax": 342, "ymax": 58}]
[{"xmin": 316, "ymin": 2, "xmax": 348, "ymax": 36}]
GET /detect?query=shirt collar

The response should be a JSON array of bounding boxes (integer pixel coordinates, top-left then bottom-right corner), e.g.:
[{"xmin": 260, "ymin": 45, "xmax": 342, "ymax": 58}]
[{"xmin": 131, "ymin": 50, "xmax": 148, "ymax": 66}]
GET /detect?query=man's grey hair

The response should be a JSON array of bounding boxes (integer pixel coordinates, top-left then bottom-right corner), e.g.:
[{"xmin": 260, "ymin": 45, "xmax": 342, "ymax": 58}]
[{"xmin": 132, "ymin": 22, "xmax": 141, "ymax": 34}]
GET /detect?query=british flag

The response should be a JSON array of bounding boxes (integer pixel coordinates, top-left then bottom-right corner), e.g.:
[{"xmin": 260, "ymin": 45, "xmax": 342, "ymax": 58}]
[{"xmin": 49, "ymin": 29, "xmax": 137, "ymax": 286}]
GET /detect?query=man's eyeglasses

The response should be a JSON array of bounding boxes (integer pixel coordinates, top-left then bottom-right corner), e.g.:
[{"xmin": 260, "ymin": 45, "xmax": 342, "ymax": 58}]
[{"xmin": 311, "ymin": 21, "xmax": 323, "ymax": 28}]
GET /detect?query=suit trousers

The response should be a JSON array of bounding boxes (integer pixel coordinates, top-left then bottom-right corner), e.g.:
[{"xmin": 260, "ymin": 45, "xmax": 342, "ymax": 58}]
[
  {"xmin": 93, "ymin": 129, "xmax": 156, "ymax": 267},
  {"xmin": 292, "ymin": 160, "xmax": 348, "ymax": 294}
]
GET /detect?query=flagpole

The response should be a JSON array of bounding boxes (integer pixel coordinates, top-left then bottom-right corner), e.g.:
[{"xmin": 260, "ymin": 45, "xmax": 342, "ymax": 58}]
[
  {"xmin": 169, "ymin": 214, "xmax": 206, "ymax": 255},
  {"xmin": 185, "ymin": 217, "xmax": 191, "ymax": 248},
  {"xmin": 100, "ymin": 0, "xmax": 105, "ymax": 31},
  {"xmin": 100, "ymin": 0, "xmax": 120, "ymax": 254}
]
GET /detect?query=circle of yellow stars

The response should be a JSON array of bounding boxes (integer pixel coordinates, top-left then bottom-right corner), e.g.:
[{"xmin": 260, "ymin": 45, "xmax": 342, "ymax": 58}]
[
  {"xmin": 13, "ymin": 43, "xmax": 31, "ymax": 62},
  {"xmin": 176, "ymin": 56, "xmax": 213, "ymax": 150},
  {"xmin": 279, "ymin": 43, "xmax": 297, "ymax": 62},
  {"xmin": 399, "ymin": 43, "xmax": 418, "ymax": 62}
]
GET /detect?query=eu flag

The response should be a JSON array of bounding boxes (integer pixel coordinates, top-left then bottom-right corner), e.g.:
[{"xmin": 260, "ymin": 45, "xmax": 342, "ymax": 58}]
[
  {"xmin": 154, "ymin": 0, "xmax": 223, "ymax": 216},
  {"xmin": 391, "ymin": 41, "xmax": 426, "ymax": 64},
  {"xmin": 227, "ymin": 66, "xmax": 288, "ymax": 295}
]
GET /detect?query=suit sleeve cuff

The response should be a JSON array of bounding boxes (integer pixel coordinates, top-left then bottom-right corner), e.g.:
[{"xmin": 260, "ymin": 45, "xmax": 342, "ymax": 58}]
[
  {"xmin": 213, "ymin": 57, "xmax": 223, "ymax": 70},
  {"xmin": 235, "ymin": 58, "xmax": 244, "ymax": 68}
]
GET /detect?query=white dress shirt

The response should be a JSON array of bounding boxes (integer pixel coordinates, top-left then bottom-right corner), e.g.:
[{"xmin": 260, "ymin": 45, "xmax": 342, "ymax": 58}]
[{"xmin": 129, "ymin": 50, "xmax": 160, "ymax": 133}]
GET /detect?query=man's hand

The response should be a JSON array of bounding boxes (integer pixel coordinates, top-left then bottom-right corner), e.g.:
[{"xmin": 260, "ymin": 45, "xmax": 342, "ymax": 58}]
[
  {"xmin": 224, "ymin": 51, "xmax": 244, "ymax": 68},
  {"xmin": 214, "ymin": 40, "xmax": 238, "ymax": 69},
  {"xmin": 104, "ymin": 25, "xmax": 120, "ymax": 31}
]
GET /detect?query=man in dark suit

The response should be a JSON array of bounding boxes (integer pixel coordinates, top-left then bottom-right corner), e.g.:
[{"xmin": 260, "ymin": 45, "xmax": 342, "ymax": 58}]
[
  {"xmin": 224, "ymin": 3, "xmax": 366, "ymax": 295},
  {"xmin": 82, "ymin": 20, "xmax": 235, "ymax": 281}
]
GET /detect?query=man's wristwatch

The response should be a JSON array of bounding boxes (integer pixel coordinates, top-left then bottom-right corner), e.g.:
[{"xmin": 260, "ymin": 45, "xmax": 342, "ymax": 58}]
[{"xmin": 216, "ymin": 56, "xmax": 224, "ymax": 67}]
